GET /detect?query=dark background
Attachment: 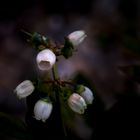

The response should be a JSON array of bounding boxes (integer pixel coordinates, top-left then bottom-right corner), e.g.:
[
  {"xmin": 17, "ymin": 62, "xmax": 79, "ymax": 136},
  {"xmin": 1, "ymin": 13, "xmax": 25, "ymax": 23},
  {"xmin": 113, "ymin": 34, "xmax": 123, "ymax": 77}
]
[{"xmin": 1, "ymin": 0, "xmax": 140, "ymax": 139}]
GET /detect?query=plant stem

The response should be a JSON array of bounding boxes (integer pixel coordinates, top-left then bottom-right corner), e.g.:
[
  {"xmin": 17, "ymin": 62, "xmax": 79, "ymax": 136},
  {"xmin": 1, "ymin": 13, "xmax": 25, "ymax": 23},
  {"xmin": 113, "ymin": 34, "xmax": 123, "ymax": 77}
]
[
  {"xmin": 52, "ymin": 64, "xmax": 67, "ymax": 137},
  {"xmin": 20, "ymin": 29, "xmax": 32, "ymax": 37},
  {"xmin": 52, "ymin": 64, "xmax": 57, "ymax": 80}
]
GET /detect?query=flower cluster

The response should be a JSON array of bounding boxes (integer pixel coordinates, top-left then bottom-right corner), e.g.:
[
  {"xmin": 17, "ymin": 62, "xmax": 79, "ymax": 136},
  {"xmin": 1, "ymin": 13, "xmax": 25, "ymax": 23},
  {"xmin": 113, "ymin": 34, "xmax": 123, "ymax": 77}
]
[{"xmin": 14, "ymin": 30, "xmax": 94, "ymax": 122}]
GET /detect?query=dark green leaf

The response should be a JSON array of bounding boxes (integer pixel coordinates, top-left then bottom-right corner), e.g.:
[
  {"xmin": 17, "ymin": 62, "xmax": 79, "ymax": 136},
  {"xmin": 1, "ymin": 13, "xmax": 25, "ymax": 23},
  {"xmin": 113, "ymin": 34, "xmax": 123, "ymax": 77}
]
[
  {"xmin": 31, "ymin": 32, "xmax": 49, "ymax": 49},
  {"xmin": 61, "ymin": 37, "xmax": 74, "ymax": 59},
  {"xmin": 31, "ymin": 32, "xmax": 42, "ymax": 47},
  {"xmin": 75, "ymin": 85, "xmax": 85, "ymax": 93}
]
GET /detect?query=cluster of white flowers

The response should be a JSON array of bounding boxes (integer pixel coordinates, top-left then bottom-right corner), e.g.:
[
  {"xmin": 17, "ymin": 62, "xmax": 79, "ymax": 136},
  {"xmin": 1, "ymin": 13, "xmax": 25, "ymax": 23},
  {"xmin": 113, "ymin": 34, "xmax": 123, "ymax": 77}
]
[
  {"xmin": 14, "ymin": 30, "xmax": 93, "ymax": 122},
  {"xmin": 15, "ymin": 79, "xmax": 94, "ymax": 121},
  {"xmin": 68, "ymin": 86, "xmax": 94, "ymax": 114},
  {"xmin": 36, "ymin": 30, "xmax": 86, "ymax": 71}
]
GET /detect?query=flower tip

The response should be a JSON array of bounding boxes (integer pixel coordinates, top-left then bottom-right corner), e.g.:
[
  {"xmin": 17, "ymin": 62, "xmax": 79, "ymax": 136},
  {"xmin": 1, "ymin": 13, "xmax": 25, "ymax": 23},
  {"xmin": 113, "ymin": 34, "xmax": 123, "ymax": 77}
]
[
  {"xmin": 34, "ymin": 100, "xmax": 53, "ymax": 122},
  {"xmin": 36, "ymin": 49, "xmax": 56, "ymax": 71},
  {"xmin": 68, "ymin": 30, "xmax": 87, "ymax": 46},
  {"xmin": 14, "ymin": 80, "xmax": 35, "ymax": 99},
  {"xmin": 81, "ymin": 86, "xmax": 94, "ymax": 105},
  {"xmin": 68, "ymin": 93, "xmax": 87, "ymax": 114},
  {"xmin": 38, "ymin": 60, "xmax": 51, "ymax": 71}
]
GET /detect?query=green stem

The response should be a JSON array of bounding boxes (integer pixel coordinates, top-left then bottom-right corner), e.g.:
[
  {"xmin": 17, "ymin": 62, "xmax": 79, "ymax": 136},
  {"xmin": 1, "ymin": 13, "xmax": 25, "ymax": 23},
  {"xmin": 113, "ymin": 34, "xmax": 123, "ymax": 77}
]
[
  {"xmin": 52, "ymin": 64, "xmax": 67, "ymax": 137},
  {"xmin": 20, "ymin": 29, "xmax": 32, "ymax": 37},
  {"xmin": 60, "ymin": 104, "xmax": 67, "ymax": 137},
  {"xmin": 52, "ymin": 64, "xmax": 57, "ymax": 80}
]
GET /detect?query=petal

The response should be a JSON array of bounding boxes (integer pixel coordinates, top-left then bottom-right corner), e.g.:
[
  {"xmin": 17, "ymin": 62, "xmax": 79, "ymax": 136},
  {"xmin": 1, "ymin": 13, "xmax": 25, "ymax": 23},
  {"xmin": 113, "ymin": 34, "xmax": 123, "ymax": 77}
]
[
  {"xmin": 15, "ymin": 80, "xmax": 34, "ymax": 99},
  {"xmin": 81, "ymin": 87, "xmax": 94, "ymax": 104},
  {"xmin": 34, "ymin": 100, "xmax": 45, "ymax": 120},
  {"xmin": 68, "ymin": 93, "xmax": 87, "ymax": 114},
  {"xmin": 36, "ymin": 49, "xmax": 56, "ymax": 71},
  {"xmin": 68, "ymin": 30, "xmax": 87, "ymax": 46},
  {"xmin": 41, "ymin": 103, "xmax": 52, "ymax": 122}
]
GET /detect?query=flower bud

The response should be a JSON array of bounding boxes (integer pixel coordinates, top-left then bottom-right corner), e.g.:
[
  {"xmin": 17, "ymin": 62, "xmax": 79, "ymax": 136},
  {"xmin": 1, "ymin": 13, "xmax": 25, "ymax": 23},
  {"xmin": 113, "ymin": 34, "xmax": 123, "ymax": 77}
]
[
  {"xmin": 34, "ymin": 99, "xmax": 53, "ymax": 122},
  {"xmin": 36, "ymin": 49, "xmax": 56, "ymax": 71},
  {"xmin": 81, "ymin": 87, "xmax": 94, "ymax": 104},
  {"xmin": 14, "ymin": 80, "xmax": 34, "ymax": 99},
  {"xmin": 68, "ymin": 30, "xmax": 87, "ymax": 46},
  {"xmin": 68, "ymin": 93, "xmax": 87, "ymax": 114}
]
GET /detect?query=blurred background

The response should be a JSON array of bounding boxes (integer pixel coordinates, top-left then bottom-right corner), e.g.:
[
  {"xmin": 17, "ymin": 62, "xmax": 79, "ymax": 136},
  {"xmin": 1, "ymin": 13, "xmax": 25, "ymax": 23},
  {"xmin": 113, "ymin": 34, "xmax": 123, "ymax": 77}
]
[{"xmin": 1, "ymin": 0, "xmax": 140, "ymax": 139}]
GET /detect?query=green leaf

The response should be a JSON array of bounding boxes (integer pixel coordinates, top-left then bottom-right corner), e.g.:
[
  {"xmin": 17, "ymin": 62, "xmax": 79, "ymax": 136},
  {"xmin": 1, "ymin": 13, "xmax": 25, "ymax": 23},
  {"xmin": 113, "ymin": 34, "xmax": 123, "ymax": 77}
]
[
  {"xmin": 31, "ymin": 32, "xmax": 49, "ymax": 49},
  {"xmin": 31, "ymin": 32, "xmax": 43, "ymax": 47},
  {"xmin": 37, "ymin": 80, "xmax": 55, "ymax": 100},
  {"xmin": 0, "ymin": 112, "xmax": 31, "ymax": 140},
  {"xmin": 61, "ymin": 37, "xmax": 74, "ymax": 59},
  {"xmin": 75, "ymin": 85, "xmax": 85, "ymax": 94}
]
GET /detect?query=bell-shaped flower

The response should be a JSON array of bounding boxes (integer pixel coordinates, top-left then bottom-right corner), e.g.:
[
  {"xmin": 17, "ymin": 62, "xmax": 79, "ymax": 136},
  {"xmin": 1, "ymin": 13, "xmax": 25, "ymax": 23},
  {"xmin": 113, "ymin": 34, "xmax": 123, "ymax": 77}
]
[
  {"xmin": 68, "ymin": 93, "xmax": 87, "ymax": 114},
  {"xmin": 14, "ymin": 80, "xmax": 35, "ymax": 99},
  {"xmin": 36, "ymin": 49, "xmax": 56, "ymax": 71},
  {"xmin": 68, "ymin": 30, "xmax": 87, "ymax": 46},
  {"xmin": 34, "ymin": 99, "xmax": 53, "ymax": 122},
  {"xmin": 81, "ymin": 87, "xmax": 94, "ymax": 104}
]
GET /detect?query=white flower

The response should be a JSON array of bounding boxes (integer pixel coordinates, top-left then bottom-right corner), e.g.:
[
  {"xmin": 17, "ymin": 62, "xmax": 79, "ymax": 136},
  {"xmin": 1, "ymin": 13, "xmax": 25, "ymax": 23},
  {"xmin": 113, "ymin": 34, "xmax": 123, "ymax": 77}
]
[
  {"xmin": 81, "ymin": 87, "xmax": 94, "ymax": 104},
  {"xmin": 34, "ymin": 100, "xmax": 53, "ymax": 122},
  {"xmin": 68, "ymin": 30, "xmax": 87, "ymax": 46},
  {"xmin": 36, "ymin": 49, "xmax": 56, "ymax": 71},
  {"xmin": 68, "ymin": 93, "xmax": 87, "ymax": 114},
  {"xmin": 14, "ymin": 80, "xmax": 34, "ymax": 99}
]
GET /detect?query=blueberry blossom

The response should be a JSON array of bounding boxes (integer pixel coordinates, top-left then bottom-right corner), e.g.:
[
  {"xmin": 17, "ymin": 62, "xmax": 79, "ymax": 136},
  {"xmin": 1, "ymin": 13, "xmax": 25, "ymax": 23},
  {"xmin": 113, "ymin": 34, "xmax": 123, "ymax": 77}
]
[
  {"xmin": 34, "ymin": 99, "xmax": 53, "ymax": 122},
  {"xmin": 68, "ymin": 93, "xmax": 87, "ymax": 114},
  {"xmin": 80, "ymin": 86, "xmax": 94, "ymax": 104},
  {"xmin": 14, "ymin": 80, "xmax": 35, "ymax": 99},
  {"xmin": 68, "ymin": 30, "xmax": 87, "ymax": 46},
  {"xmin": 36, "ymin": 49, "xmax": 56, "ymax": 71}
]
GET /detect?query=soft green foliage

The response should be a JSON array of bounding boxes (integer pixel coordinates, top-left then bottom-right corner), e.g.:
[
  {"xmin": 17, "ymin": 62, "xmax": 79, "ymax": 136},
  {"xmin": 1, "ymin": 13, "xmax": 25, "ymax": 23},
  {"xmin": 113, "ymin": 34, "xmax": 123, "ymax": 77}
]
[
  {"xmin": 31, "ymin": 32, "xmax": 48, "ymax": 48},
  {"xmin": 75, "ymin": 85, "xmax": 85, "ymax": 94},
  {"xmin": 61, "ymin": 37, "xmax": 74, "ymax": 59}
]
